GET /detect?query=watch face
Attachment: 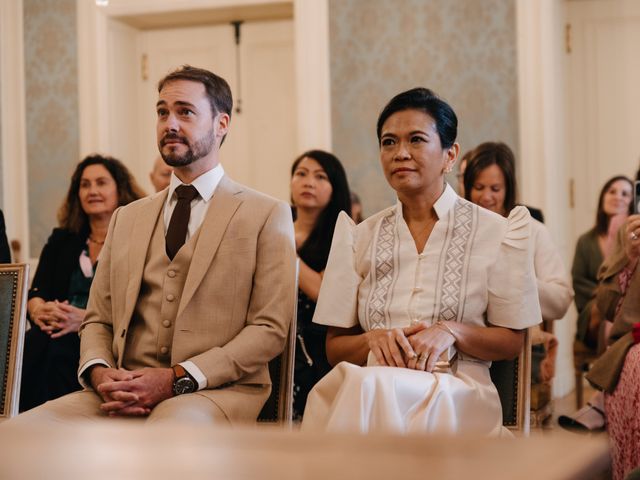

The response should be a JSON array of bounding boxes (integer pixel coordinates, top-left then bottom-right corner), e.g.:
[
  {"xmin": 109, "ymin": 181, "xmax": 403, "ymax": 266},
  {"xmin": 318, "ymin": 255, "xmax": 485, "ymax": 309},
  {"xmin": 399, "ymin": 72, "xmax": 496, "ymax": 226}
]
[{"xmin": 174, "ymin": 377, "xmax": 196, "ymax": 395}]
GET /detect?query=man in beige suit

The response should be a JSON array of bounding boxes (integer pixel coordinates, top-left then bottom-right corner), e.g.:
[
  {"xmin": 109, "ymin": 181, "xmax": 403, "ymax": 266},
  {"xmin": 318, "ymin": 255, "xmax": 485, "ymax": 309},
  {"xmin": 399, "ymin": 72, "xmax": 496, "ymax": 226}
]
[{"xmin": 13, "ymin": 65, "xmax": 296, "ymax": 424}]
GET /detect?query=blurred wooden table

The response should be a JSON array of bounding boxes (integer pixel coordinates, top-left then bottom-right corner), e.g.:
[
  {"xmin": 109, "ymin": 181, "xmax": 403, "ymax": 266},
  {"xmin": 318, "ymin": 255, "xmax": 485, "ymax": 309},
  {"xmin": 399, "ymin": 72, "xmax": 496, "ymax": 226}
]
[{"xmin": 0, "ymin": 422, "xmax": 609, "ymax": 480}]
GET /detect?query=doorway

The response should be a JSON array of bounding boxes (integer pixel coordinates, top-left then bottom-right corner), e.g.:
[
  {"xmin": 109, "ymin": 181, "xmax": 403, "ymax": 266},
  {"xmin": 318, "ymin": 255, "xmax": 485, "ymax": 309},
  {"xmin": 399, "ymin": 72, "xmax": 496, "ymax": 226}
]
[
  {"xmin": 77, "ymin": 0, "xmax": 332, "ymax": 201},
  {"xmin": 104, "ymin": 18, "xmax": 295, "ymax": 199},
  {"xmin": 566, "ymin": 0, "xmax": 640, "ymax": 239}
]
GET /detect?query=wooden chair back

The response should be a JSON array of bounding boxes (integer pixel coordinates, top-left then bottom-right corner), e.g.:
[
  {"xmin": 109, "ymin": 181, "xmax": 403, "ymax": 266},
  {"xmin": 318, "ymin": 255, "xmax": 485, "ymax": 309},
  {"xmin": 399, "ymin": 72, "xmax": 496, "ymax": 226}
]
[
  {"xmin": 0, "ymin": 264, "xmax": 29, "ymax": 419},
  {"xmin": 257, "ymin": 263, "xmax": 298, "ymax": 426},
  {"xmin": 490, "ymin": 327, "xmax": 532, "ymax": 435}
]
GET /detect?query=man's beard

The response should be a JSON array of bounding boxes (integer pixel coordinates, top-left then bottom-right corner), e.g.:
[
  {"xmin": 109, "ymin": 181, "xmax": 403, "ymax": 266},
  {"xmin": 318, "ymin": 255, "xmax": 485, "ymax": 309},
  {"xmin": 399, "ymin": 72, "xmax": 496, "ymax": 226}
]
[{"xmin": 159, "ymin": 131, "xmax": 215, "ymax": 167}]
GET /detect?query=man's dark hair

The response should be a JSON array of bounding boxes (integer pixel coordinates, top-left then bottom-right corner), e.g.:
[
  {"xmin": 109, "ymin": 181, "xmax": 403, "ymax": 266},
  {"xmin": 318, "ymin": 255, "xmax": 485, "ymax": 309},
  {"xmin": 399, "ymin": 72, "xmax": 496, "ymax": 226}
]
[{"xmin": 376, "ymin": 87, "xmax": 458, "ymax": 149}]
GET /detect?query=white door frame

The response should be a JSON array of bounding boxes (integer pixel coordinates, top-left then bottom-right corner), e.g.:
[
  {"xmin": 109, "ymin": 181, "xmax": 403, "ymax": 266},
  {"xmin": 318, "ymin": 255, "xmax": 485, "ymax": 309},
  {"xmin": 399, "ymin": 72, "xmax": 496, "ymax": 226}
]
[
  {"xmin": 76, "ymin": 0, "xmax": 332, "ymax": 159},
  {"xmin": 516, "ymin": 0, "xmax": 573, "ymax": 398}
]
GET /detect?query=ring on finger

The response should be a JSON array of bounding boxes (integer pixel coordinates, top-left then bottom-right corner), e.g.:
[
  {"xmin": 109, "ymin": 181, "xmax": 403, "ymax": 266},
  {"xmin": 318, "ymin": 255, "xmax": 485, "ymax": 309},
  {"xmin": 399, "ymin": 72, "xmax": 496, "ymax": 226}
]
[{"xmin": 418, "ymin": 352, "xmax": 429, "ymax": 361}]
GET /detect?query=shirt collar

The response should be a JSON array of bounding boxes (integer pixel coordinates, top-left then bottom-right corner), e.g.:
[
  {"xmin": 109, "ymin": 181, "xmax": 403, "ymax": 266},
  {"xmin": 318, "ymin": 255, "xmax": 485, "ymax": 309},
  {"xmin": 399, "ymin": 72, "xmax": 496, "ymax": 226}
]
[
  {"xmin": 167, "ymin": 163, "xmax": 225, "ymax": 203},
  {"xmin": 433, "ymin": 183, "xmax": 458, "ymax": 219},
  {"xmin": 395, "ymin": 182, "xmax": 459, "ymax": 220}
]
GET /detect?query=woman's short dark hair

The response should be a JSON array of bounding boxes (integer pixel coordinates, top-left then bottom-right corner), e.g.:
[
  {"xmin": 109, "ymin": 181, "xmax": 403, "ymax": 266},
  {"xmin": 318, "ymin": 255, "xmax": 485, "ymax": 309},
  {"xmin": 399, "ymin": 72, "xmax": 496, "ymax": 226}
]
[
  {"xmin": 594, "ymin": 175, "xmax": 633, "ymax": 235},
  {"xmin": 58, "ymin": 154, "xmax": 146, "ymax": 235},
  {"xmin": 291, "ymin": 150, "xmax": 351, "ymax": 271},
  {"xmin": 376, "ymin": 87, "xmax": 458, "ymax": 149},
  {"xmin": 463, "ymin": 142, "xmax": 517, "ymax": 216}
]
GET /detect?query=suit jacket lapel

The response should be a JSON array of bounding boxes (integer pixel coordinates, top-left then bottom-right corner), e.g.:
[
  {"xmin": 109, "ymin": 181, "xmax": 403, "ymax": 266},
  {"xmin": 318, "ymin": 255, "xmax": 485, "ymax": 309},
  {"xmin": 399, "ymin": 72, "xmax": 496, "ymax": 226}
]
[
  {"xmin": 177, "ymin": 176, "xmax": 242, "ymax": 318},
  {"xmin": 121, "ymin": 191, "xmax": 167, "ymax": 331}
]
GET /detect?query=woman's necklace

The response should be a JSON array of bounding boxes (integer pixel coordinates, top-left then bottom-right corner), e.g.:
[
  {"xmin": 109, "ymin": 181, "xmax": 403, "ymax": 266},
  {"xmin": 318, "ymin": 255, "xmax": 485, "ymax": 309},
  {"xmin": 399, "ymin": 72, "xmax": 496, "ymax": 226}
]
[{"xmin": 89, "ymin": 236, "xmax": 105, "ymax": 246}]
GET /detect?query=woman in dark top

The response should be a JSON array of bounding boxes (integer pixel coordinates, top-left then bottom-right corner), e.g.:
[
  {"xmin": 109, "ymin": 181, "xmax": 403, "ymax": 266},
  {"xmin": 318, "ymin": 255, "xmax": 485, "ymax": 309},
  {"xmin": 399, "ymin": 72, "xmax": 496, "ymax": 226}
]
[
  {"xmin": 0, "ymin": 209, "xmax": 10, "ymax": 263},
  {"xmin": 20, "ymin": 154, "xmax": 144, "ymax": 411},
  {"xmin": 290, "ymin": 150, "xmax": 351, "ymax": 420},
  {"xmin": 572, "ymin": 175, "xmax": 632, "ymax": 348}
]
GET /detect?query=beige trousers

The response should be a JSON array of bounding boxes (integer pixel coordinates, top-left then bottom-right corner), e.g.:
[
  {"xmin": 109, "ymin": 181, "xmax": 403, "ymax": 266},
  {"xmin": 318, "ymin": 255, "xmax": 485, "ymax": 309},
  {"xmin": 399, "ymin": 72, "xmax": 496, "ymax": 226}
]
[{"xmin": 10, "ymin": 389, "xmax": 233, "ymax": 426}]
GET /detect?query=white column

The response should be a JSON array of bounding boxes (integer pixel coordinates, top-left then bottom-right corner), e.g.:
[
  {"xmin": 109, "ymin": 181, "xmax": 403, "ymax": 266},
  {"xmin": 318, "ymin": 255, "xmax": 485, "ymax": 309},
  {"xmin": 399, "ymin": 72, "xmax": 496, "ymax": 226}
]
[
  {"xmin": 0, "ymin": 0, "xmax": 30, "ymax": 260},
  {"xmin": 77, "ymin": 0, "xmax": 110, "ymax": 157},
  {"xmin": 517, "ymin": 0, "xmax": 574, "ymax": 398},
  {"xmin": 293, "ymin": 0, "xmax": 332, "ymax": 152}
]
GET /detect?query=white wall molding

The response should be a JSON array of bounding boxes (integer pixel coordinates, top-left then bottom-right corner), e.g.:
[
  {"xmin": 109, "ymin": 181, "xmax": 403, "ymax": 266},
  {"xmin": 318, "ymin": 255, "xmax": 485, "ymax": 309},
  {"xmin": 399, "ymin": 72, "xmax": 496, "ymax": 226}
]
[{"xmin": 0, "ymin": 0, "xmax": 30, "ymax": 259}]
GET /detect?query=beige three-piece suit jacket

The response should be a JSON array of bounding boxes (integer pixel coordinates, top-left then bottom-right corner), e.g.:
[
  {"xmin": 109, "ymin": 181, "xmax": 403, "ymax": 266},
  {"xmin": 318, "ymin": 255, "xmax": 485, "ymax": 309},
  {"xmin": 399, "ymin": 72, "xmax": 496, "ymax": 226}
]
[{"xmin": 78, "ymin": 175, "xmax": 297, "ymax": 420}]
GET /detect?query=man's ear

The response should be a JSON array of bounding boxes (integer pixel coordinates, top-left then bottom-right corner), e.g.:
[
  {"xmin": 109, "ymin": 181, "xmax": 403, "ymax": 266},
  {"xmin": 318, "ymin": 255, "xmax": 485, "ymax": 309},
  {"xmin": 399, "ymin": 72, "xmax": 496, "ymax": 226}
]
[{"xmin": 215, "ymin": 112, "xmax": 230, "ymax": 143}]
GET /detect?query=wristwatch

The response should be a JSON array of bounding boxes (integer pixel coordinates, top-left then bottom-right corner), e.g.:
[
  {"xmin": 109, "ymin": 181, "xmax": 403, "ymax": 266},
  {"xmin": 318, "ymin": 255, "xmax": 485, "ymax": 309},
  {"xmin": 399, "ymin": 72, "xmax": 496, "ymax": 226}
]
[{"xmin": 172, "ymin": 364, "xmax": 196, "ymax": 395}]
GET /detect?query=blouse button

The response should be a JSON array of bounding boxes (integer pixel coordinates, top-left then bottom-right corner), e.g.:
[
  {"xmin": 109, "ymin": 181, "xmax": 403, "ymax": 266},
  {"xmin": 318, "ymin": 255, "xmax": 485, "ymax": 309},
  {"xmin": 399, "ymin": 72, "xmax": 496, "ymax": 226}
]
[
  {"xmin": 166, "ymin": 294, "xmax": 175, "ymax": 302},
  {"xmin": 167, "ymin": 270, "xmax": 176, "ymax": 278},
  {"xmin": 160, "ymin": 346, "xmax": 169, "ymax": 354},
  {"xmin": 162, "ymin": 320, "xmax": 171, "ymax": 328}
]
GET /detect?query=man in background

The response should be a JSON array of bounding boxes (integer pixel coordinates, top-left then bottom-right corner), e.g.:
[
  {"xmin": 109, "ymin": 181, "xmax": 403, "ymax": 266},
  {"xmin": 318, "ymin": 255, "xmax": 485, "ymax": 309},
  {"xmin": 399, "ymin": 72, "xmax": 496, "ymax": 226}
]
[{"xmin": 149, "ymin": 155, "xmax": 172, "ymax": 192}]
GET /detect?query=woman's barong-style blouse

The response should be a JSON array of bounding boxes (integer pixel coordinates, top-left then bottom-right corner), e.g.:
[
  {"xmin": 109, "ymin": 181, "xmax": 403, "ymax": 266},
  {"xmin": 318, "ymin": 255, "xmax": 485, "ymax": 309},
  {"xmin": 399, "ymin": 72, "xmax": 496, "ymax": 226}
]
[{"xmin": 301, "ymin": 184, "xmax": 541, "ymax": 434}]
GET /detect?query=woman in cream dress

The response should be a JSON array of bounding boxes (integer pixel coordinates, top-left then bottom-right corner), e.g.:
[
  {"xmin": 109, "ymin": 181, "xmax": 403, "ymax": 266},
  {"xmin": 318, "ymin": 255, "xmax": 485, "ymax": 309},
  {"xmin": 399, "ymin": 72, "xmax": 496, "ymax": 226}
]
[{"xmin": 301, "ymin": 88, "xmax": 541, "ymax": 435}]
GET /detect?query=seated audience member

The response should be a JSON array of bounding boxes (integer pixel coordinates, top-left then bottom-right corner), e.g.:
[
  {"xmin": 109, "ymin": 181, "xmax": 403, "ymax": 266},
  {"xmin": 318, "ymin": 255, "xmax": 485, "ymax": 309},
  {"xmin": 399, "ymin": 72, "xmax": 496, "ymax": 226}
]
[
  {"xmin": 586, "ymin": 214, "xmax": 640, "ymax": 480},
  {"xmin": 20, "ymin": 155, "xmax": 144, "ymax": 411},
  {"xmin": 458, "ymin": 147, "xmax": 544, "ymax": 223},
  {"xmin": 301, "ymin": 88, "xmax": 540, "ymax": 435},
  {"xmin": 12, "ymin": 65, "xmax": 296, "ymax": 425},
  {"xmin": 290, "ymin": 150, "xmax": 351, "ymax": 419},
  {"xmin": 149, "ymin": 155, "xmax": 172, "ymax": 192},
  {"xmin": 464, "ymin": 142, "xmax": 573, "ymax": 408},
  {"xmin": 572, "ymin": 176, "xmax": 632, "ymax": 350},
  {"xmin": 558, "ymin": 175, "xmax": 633, "ymax": 432},
  {"xmin": 0, "ymin": 209, "xmax": 10, "ymax": 263},
  {"xmin": 350, "ymin": 191, "xmax": 364, "ymax": 224}
]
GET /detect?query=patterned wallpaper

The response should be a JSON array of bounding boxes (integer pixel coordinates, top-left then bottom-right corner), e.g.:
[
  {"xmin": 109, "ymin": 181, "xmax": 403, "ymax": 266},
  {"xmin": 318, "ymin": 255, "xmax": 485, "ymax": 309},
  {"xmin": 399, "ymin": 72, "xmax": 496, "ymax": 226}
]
[
  {"xmin": 329, "ymin": 0, "xmax": 519, "ymax": 215},
  {"xmin": 24, "ymin": 0, "xmax": 79, "ymax": 256}
]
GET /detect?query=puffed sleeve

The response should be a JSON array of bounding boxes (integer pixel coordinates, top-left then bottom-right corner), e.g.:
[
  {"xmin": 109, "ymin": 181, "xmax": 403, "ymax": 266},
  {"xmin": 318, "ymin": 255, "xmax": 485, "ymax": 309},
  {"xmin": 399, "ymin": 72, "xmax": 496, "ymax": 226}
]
[
  {"xmin": 487, "ymin": 206, "xmax": 541, "ymax": 329},
  {"xmin": 531, "ymin": 220, "xmax": 574, "ymax": 321},
  {"xmin": 312, "ymin": 211, "xmax": 360, "ymax": 328}
]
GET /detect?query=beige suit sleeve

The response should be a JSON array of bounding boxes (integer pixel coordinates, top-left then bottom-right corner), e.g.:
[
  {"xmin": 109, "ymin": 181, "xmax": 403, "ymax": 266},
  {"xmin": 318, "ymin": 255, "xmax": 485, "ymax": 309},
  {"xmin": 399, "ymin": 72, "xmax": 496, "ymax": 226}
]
[
  {"xmin": 189, "ymin": 200, "xmax": 296, "ymax": 388},
  {"xmin": 77, "ymin": 207, "xmax": 121, "ymax": 374}
]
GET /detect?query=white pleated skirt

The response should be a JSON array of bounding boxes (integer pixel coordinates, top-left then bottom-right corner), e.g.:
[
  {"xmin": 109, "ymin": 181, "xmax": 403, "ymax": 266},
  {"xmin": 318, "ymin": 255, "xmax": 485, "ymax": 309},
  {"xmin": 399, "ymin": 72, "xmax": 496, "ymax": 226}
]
[{"xmin": 301, "ymin": 360, "xmax": 506, "ymax": 436}]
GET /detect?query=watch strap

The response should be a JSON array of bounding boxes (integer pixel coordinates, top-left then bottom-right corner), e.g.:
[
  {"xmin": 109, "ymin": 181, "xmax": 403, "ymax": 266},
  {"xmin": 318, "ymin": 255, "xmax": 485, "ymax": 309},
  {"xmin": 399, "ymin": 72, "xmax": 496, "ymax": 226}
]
[{"xmin": 172, "ymin": 364, "xmax": 188, "ymax": 380}]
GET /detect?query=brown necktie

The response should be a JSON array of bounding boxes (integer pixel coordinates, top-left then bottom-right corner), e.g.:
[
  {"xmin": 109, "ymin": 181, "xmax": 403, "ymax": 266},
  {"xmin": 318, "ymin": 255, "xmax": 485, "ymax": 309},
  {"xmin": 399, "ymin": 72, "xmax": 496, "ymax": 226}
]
[{"xmin": 166, "ymin": 184, "xmax": 199, "ymax": 260}]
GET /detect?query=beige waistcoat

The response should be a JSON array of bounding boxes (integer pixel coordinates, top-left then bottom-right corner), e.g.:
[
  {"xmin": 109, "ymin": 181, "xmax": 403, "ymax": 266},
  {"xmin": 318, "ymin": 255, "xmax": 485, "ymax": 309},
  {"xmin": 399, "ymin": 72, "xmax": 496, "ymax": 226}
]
[{"xmin": 122, "ymin": 213, "xmax": 200, "ymax": 370}]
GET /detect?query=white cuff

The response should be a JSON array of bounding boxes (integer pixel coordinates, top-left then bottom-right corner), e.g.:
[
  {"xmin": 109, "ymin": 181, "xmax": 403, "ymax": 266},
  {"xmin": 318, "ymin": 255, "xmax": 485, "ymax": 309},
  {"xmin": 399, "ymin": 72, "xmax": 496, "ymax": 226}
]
[
  {"xmin": 180, "ymin": 361, "xmax": 207, "ymax": 390},
  {"xmin": 77, "ymin": 358, "xmax": 111, "ymax": 389}
]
